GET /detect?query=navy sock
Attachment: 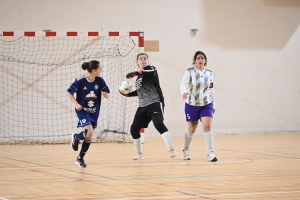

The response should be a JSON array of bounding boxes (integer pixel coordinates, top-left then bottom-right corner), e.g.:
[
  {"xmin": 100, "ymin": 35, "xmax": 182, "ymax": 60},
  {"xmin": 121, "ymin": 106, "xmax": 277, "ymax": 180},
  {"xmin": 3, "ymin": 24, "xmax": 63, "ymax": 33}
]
[
  {"xmin": 79, "ymin": 140, "xmax": 91, "ymax": 158},
  {"xmin": 75, "ymin": 131, "xmax": 85, "ymax": 140}
]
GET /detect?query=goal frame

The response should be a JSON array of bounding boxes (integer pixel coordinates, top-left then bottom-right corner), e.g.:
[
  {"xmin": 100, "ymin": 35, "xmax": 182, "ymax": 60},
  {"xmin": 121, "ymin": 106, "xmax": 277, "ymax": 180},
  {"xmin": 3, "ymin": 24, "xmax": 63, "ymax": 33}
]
[
  {"xmin": 0, "ymin": 30, "xmax": 144, "ymax": 51},
  {"xmin": 0, "ymin": 30, "xmax": 144, "ymax": 144}
]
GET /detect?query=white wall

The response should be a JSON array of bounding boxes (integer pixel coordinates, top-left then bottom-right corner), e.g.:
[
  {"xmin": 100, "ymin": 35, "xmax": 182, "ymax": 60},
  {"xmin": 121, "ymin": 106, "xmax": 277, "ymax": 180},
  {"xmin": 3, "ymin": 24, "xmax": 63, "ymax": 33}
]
[{"xmin": 1, "ymin": 0, "xmax": 300, "ymax": 135}]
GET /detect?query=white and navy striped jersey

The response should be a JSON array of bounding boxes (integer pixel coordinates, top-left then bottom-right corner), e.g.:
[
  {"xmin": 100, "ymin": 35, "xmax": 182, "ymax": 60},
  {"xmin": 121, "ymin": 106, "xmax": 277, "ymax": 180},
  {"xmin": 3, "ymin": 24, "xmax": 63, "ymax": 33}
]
[
  {"xmin": 180, "ymin": 67, "xmax": 215, "ymax": 107},
  {"xmin": 67, "ymin": 74, "xmax": 110, "ymax": 121}
]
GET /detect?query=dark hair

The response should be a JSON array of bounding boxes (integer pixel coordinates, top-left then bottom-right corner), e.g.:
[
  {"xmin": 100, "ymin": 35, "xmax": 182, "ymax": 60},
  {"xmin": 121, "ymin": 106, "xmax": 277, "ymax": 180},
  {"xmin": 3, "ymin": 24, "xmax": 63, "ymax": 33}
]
[
  {"xmin": 193, "ymin": 51, "xmax": 207, "ymax": 66},
  {"xmin": 81, "ymin": 60, "xmax": 100, "ymax": 73},
  {"xmin": 136, "ymin": 53, "xmax": 148, "ymax": 61}
]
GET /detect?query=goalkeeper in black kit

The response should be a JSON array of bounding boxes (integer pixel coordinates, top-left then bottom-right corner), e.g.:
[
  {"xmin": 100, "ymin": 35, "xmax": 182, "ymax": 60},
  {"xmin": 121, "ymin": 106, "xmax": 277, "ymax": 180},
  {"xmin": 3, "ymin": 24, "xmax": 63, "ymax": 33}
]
[{"xmin": 120, "ymin": 53, "xmax": 178, "ymax": 160}]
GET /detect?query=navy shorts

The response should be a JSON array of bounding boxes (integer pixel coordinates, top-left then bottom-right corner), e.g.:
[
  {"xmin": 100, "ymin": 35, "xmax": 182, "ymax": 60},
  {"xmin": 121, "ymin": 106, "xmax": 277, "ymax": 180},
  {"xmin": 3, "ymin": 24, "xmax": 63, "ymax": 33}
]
[
  {"xmin": 184, "ymin": 102, "xmax": 214, "ymax": 122},
  {"xmin": 75, "ymin": 110, "xmax": 97, "ymax": 128}
]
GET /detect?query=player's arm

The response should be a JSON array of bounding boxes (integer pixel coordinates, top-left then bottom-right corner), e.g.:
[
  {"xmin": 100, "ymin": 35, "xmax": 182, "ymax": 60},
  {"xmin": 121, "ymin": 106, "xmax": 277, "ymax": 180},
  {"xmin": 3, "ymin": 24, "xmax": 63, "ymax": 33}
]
[
  {"xmin": 128, "ymin": 90, "xmax": 138, "ymax": 97},
  {"xmin": 67, "ymin": 91, "xmax": 82, "ymax": 110},
  {"xmin": 101, "ymin": 91, "xmax": 109, "ymax": 99},
  {"xmin": 101, "ymin": 80, "xmax": 110, "ymax": 99},
  {"xmin": 126, "ymin": 70, "xmax": 142, "ymax": 79},
  {"xmin": 140, "ymin": 65, "xmax": 156, "ymax": 81},
  {"xmin": 120, "ymin": 90, "xmax": 138, "ymax": 97},
  {"xmin": 126, "ymin": 65, "xmax": 156, "ymax": 80},
  {"xmin": 180, "ymin": 70, "xmax": 190, "ymax": 100},
  {"xmin": 209, "ymin": 72, "xmax": 216, "ymax": 111}
]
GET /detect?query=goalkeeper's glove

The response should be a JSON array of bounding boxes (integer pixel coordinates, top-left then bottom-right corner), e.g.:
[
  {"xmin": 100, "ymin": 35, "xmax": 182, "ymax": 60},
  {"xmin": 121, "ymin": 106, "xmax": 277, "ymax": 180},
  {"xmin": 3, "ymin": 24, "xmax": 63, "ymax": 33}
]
[
  {"xmin": 126, "ymin": 70, "xmax": 142, "ymax": 79},
  {"xmin": 119, "ymin": 90, "xmax": 128, "ymax": 97}
]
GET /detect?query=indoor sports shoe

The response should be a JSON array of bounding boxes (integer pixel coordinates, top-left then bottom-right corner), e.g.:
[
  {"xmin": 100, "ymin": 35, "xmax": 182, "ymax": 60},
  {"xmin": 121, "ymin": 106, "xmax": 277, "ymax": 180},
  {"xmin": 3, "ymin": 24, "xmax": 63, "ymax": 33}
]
[
  {"xmin": 207, "ymin": 152, "xmax": 218, "ymax": 162},
  {"xmin": 169, "ymin": 148, "xmax": 178, "ymax": 158},
  {"xmin": 71, "ymin": 132, "xmax": 79, "ymax": 151},
  {"xmin": 182, "ymin": 149, "xmax": 191, "ymax": 160},
  {"xmin": 133, "ymin": 152, "xmax": 143, "ymax": 160},
  {"xmin": 75, "ymin": 156, "xmax": 87, "ymax": 168}
]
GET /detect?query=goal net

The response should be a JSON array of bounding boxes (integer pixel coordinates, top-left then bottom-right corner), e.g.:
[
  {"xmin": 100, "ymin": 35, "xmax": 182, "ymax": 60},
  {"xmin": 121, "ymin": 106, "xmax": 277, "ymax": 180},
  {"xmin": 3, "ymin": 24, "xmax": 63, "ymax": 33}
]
[{"xmin": 0, "ymin": 31, "xmax": 144, "ymax": 144}]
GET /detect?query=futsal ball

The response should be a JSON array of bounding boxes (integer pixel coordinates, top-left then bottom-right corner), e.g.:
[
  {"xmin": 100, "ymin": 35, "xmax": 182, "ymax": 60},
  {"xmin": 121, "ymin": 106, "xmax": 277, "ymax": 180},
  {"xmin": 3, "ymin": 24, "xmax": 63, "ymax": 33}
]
[{"xmin": 119, "ymin": 80, "xmax": 132, "ymax": 95}]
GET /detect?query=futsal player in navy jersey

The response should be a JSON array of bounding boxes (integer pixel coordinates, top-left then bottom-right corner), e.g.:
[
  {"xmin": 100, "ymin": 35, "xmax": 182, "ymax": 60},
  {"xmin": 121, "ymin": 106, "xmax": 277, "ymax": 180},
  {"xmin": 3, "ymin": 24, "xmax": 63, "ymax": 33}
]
[
  {"xmin": 121, "ymin": 53, "xmax": 177, "ymax": 160},
  {"xmin": 180, "ymin": 51, "xmax": 217, "ymax": 162},
  {"xmin": 67, "ymin": 60, "xmax": 110, "ymax": 167}
]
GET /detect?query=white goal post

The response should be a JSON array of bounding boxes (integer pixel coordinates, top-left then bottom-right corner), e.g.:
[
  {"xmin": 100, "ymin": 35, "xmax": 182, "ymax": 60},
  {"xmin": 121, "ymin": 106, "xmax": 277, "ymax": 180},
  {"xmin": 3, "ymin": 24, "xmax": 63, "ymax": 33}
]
[{"xmin": 0, "ymin": 30, "xmax": 144, "ymax": 144}]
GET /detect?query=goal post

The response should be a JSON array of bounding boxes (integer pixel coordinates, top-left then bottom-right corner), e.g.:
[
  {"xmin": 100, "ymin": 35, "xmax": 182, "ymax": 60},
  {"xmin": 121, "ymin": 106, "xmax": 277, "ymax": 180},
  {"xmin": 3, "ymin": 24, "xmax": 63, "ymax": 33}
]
[{"xmin": 0, "ymin": 30, "xmax": 144, "ymax": 144}]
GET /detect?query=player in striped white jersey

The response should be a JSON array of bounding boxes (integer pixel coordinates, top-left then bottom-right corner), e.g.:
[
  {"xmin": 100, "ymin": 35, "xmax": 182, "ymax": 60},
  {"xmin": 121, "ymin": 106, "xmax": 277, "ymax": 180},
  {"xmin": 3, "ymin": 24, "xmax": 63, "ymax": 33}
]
[
  {"xmin": 180, "ymin": 51, "xmax": 217, "ymax": 162},
  {"xmin": 67, "ymin": 60, "xmax": 110, "ymax": 167},
  {"xmin": 120, "ymin": 53, "xmax": 178, "ymax": 160}
]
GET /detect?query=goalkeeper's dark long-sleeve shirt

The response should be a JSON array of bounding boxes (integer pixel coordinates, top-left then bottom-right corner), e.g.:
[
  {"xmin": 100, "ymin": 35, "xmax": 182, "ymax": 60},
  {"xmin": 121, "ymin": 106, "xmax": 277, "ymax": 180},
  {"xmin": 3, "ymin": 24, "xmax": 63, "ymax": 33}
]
[{"xmin": 128, "ymin": 65, "xmax": 165, "ymax": 107}]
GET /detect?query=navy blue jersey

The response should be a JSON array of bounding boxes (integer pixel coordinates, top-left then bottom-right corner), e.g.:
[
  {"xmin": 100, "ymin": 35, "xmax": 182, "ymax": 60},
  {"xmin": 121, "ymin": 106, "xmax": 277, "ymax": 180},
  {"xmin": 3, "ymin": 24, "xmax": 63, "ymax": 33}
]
[{"xmin": 67, "ymin": 74, "xmax": 110, "ymax": 122}]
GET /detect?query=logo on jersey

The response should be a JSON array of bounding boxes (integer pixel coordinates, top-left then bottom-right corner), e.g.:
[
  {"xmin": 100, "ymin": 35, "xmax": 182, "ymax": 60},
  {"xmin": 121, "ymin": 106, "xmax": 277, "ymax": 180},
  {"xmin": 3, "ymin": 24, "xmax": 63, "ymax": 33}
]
[
  {"xmin": 83, "ymin": 87, "xmax": 87, "ymax": 90},
  {"xmin": 87, "ymin": 100, "xmax": 94, "ymax": 107},
  {"xmin": 83, "ymin": 107, "xmax": 96, "ymax": 113},
  {"xmin": 85, "ymin": 91, "xmax": 97, "ymax": 100},
  {"xmin": 83, "ymin": 91, "xmax": 97, "ymax": 113},
  {"xmin": 95, "ymin": 84, "xmax": 99, "ymax": 90}
]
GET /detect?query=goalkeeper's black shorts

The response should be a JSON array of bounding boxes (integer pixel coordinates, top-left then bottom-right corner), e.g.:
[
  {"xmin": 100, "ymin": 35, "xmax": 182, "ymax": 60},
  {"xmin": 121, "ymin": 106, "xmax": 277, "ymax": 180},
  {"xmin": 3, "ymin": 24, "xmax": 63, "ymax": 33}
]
[{"xmin": 130, "ymin": 102, "xmax": 168, "ymax": 138}]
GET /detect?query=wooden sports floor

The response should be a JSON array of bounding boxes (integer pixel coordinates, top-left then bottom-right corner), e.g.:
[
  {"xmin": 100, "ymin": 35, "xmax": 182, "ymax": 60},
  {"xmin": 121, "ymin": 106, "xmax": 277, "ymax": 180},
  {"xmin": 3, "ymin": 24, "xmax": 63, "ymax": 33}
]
[{"xmin": 0, "ymin": 133, "xmax": 299, "ymax": 200}]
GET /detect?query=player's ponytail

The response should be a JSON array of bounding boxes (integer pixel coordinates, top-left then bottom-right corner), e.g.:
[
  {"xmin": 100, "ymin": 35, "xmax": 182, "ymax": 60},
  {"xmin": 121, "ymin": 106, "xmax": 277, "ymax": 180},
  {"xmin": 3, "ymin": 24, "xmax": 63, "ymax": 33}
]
[
  {"xmin": 81, "ymin": 60, "xmax": 100, "ymax": 72},
  {"xmin": 81, "ymin": 62, "xmax": 89, "ymax": 70}
]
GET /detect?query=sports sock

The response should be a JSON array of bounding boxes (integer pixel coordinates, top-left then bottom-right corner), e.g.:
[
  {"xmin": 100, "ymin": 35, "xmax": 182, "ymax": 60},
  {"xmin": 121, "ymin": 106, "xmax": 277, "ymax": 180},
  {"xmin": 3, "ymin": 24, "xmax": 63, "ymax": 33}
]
[
  {"xmin": 133, "ymin": 138, "xmax": 142, "ymax": 153},
  {"xmin": 79, "ymin": 140, "xmax": 91, "ymax": 158},
  {"xmin": 161, "ymin": 131, "xmax": 174, "ymax": 149},
  {"xmin": 184, "ymin": 131, "xmax": 193, "ymax": 150},
  {"xmin": 75, "ymin": 131, "xmax": 85, "ymax": 140},
  {"xmin": 204, "ymin": 131, "xmax": 214, "ymax": 154},
  {"xmin": 140, "ymin": 128, "xmax": 145, "ymax": 144}
]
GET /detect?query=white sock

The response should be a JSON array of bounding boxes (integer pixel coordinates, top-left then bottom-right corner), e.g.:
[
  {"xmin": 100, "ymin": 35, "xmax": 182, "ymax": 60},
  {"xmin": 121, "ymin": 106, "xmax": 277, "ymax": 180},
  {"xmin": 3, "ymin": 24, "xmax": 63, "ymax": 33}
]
[
  {"xmin": 184, "ymin": 131, "xmax": 193, "ymax": 149},
  {"xmin": 133, "ymin": 138, "xmax": 142, "ymax": 153},
  {"xmin": 140, "ymin": 133, "xmax": 145, "ymax": 144},
  {"xmin": 161, "ymin": 131, "xmax": 174, "ymax": 149},
  {"xmin": 204, "ymin": 131, "xmax": 214, "ymax": 154}
]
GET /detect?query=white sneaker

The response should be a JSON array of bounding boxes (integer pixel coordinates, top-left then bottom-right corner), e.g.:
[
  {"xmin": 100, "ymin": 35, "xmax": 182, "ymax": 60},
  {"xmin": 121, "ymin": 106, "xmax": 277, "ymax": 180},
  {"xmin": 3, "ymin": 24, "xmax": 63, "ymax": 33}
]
[
  {"xmin": 133, "ymin": 152, "xmax": 143, "ymax": 160},
  {"xmin": 169, "ymin": 148, "xmax": 178, "ymax": 158},
  {"xmin": 182, "ymin": 149, "xmax": 191, "ymax": 160},
  {"xmin": 207, "ymin": 152, "xmax": 218, "ymax": 162}
]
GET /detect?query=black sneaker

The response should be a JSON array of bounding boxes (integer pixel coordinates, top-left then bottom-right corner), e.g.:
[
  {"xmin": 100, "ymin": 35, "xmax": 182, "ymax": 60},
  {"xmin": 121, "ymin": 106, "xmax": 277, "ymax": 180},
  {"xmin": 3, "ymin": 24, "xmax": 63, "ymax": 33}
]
[
  {"xmin": 75, "ymin": 156, "xmax": 87, "ymax": 168},
  {"xmin": 71, "ymin": 132, "xmax": 79, "ymax": 151}
]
